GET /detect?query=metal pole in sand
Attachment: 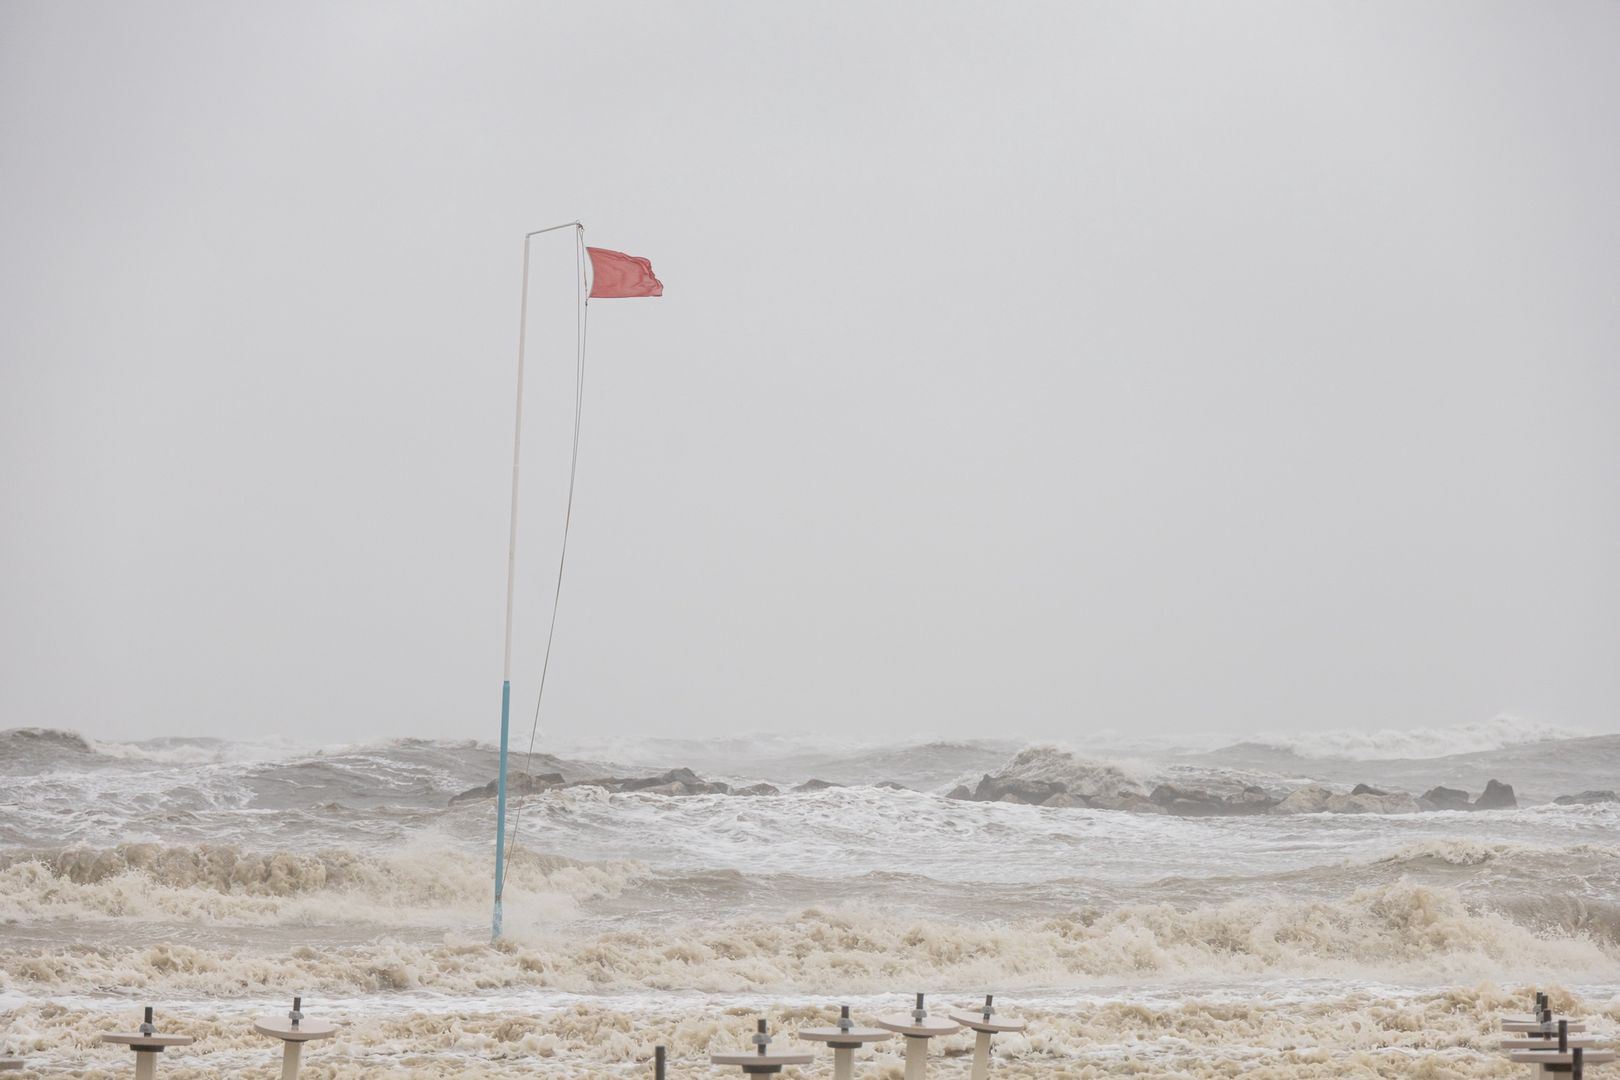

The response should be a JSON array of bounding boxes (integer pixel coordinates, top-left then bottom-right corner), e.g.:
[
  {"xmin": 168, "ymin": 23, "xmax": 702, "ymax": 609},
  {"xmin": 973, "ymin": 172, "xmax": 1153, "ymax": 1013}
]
[
  {"xmin": 949, "ymin": 995, "xmax": 1028, "ymax": 1080},
  {"xmin": 802, "ymin": 1005, "xmax": 893, "ymax": 1080},
  {"xmin": 876, "ymin": 994, "xmax": 961, "ymax": 1080},
  {"xmin": 101, "ymin": 1007, "xmax": 194, "ymax": 1079},
  {"xmin": 254, "ymin": 996, "xmax": 338, "ymax": 1080}
]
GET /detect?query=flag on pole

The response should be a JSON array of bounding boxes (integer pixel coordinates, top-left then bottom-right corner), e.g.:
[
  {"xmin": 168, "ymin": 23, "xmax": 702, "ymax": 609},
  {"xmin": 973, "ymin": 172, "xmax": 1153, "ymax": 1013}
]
[{"xmin": 587, "ymin": 247, "xmax": 663, "ymax": 298}]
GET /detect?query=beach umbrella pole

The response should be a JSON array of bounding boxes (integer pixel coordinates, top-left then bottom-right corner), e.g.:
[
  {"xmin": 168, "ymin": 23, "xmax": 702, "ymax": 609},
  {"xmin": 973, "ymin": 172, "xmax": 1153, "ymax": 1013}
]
[
  {"xmin": 280, "ymin": 1039, "xmax": 303, "ymax": 1080},
  {"xmin": 969, "ymin": 1030, "xmax": 993, "ymax": 1080},
  {"xmin": 904, "ymin": 1035, "xmax": 928, "ymax": 1080}
]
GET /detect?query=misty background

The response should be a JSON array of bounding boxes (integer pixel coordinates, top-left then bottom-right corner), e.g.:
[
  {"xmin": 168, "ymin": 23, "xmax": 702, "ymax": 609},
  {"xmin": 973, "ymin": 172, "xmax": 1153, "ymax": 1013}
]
[{"xmin": 1, "ymin": 1, "xmax": 1616, "ymax": 747}]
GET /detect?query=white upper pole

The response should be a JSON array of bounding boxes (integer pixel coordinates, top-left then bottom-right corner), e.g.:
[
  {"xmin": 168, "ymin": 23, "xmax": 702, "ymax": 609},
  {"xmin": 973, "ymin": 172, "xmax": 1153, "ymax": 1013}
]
[{"xmin": 494, "ymin": 220, "xmax": 582, "ymax": 941}]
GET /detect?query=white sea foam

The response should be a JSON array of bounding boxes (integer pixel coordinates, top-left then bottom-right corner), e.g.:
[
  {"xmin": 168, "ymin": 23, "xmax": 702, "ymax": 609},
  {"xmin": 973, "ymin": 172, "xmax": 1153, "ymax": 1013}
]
[{"xmin": 4, "ymin": 983, "xmax": 1607, "ymax": 1078}]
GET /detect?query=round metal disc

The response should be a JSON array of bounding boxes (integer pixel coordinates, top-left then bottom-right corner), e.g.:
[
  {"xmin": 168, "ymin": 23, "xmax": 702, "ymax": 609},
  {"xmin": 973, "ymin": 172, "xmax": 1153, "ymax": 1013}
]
[
  {"xmin": 254, "ymin": 1017, "xmax": 339, "ymax": 1042},
  {"xmin": 101, "ymin": 1033, "xmax": 195, "ymax": 1048},
  {"xmin": 948, "ymin": 1010, "xmax": 1027, "ymax": 1033},
  {"xmin": 1501, "ymin": 1037, "xmax": 1603, "ymax": 1049},
  {"xmin": 709, "ymin": 1051, "xmax": 815, "ymax": 1065},
  {"xmin": 874, "ymin": 1013, "xmax": 961, "ymax": 1038},
  {"xmin": 1503, "ymin": 1020, "xmax": 1587, "ymax": 1033},
  {"xmin": 1506, "ymin": 1050, "xmax": 1616, "ymax": 1065},
  {"xmin": 800, "ymin": 1026, "xmax": 893, "ymax": 1044}
]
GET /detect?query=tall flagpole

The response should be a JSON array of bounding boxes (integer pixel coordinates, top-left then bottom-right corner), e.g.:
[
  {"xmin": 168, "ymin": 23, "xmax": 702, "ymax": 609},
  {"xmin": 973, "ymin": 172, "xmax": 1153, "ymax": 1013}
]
[{"xmin": 494, "ymin": 220, "xmax": 581, "ymax": 941}]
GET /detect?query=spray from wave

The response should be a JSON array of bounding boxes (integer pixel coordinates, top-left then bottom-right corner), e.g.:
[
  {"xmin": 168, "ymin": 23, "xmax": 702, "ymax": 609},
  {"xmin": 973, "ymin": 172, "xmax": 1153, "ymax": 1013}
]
[{"xmin": 1235, "ymin": 716, "xmax": 1587, "ymax": 761}]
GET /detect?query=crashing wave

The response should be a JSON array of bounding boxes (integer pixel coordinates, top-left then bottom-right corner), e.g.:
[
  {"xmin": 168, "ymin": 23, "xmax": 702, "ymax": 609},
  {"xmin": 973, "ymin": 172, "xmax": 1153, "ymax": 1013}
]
[
  {"xmin": 0, "ymin": 881, "xmax": 1614, "ymax": 995},
  {"xmin": 1232, "ymin": 717, "xmax": 1588, "ymax": 761},
  {"xmin": 0, "ymin": 844, "xmax": 644, "ymax": 927}
]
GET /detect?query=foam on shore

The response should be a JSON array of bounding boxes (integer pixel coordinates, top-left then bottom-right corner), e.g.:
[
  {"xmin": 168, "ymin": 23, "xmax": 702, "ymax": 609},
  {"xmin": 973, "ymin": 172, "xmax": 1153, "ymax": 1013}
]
[{"xmin": 0, "ymin": 984, "xmax": 1614, "ymax": 1078}]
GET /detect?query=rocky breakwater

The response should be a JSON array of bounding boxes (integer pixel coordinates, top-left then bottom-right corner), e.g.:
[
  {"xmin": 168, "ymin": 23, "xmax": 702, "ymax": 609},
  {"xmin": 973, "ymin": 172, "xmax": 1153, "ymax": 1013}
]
[
  {"xmin": 447, "ymin": 767, "xmax": 883, "ymax": 804},
  {"xmin": 451, "ymin": 766, "xmax": 774, "ymax": 804},
  {"xmin": 1414, "ymin": 779, "xmax": 1518, "ymax": 811},
  {"xmin": 946, "ymin": 746, "xmax": 1280, "ymax": 816},
  {"xmin": 1249, "ymin": 778, "xmax": 1524, "ymax": 814},
  {"xmin": 1272, "ymin": 784, "xmax": 1421, "ymax": 814},
  {"xmin": 947, "ymin": 746, "xmax": 1541, "ymax": 817}
]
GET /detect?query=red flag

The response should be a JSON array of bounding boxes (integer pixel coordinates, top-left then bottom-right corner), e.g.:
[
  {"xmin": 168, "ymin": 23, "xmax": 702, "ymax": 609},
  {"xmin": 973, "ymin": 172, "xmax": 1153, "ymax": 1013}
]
[{"xmin": 587, "ymin": 247, "xmax": 663, "ymax": 298}]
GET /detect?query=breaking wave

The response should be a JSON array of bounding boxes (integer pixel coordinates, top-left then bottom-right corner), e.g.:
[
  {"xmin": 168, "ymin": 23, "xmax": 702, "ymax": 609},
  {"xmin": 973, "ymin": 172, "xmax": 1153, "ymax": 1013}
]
[
  {"xmin": 2, "ymin": 884, "xmax": 1614, "ymax": 993},
  {"xmin": 1235, "ymin": 716, "xmax": 1588, "ymax": 761},
  {"xmin": 0, "ymin": 844, "xmax": 644, "ymax": 928}
]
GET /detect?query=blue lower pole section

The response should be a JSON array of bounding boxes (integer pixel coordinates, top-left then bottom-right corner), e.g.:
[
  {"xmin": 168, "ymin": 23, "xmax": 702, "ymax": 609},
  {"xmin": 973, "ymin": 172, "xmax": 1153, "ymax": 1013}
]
[{"xmin": 492, "ymin": 678, "xmax": 511, "ymax": 941}]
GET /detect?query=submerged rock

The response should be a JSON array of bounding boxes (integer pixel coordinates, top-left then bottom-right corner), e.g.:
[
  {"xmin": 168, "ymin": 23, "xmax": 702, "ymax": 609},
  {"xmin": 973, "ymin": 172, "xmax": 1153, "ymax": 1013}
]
[
  {"xmin": 1150, "ymin": 783, "xmax": 1277, "ymax": 817},
  {"xmin": 733, "ymin": 783, "xmax": 781, "ymax": 797},
  {"xmin": 1553, "ymin": 790, "xmax": 1619, "ymax": 805},
  {"xmin": 449, "ymin": 771, "xmax": 564, "ymax": 805},
  {"xmin": 794, "ymin": 778, "xmax": 843, "ymax": 792},
  {"xmin": 579, "ymin": 768, "xmax": 730, "ymax": 796},
  {"xmin": 617, "ymin": 767, "xmax": 704, "ymax": 791},
  {"xmin": 451, "ymin": 766, "xmax": 732, "ymax": 804},
  {"xmin": 1088, "ymin": 793, "xmax": 1170, "ymax": 815}
]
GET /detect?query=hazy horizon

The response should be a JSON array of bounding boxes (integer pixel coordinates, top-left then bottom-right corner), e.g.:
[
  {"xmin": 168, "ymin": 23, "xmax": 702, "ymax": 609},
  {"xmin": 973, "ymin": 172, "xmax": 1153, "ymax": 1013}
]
[{"xmin": 3, "ymin": 1, "xmax": 1618, "ymax": 746}]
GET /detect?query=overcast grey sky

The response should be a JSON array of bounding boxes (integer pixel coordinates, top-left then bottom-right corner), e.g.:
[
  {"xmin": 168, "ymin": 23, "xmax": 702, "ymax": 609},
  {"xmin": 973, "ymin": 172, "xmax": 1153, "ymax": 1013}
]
[{"xmin": 1, "ymin": 1, "xmax": 1616, "ymax": 746}]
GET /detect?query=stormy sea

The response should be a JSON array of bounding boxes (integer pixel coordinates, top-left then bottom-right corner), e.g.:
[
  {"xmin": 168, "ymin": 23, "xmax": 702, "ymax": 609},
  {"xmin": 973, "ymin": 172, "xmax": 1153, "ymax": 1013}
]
[{"xmin": 1, "ymin": 719, "xmax": 1617, "ymax": 1076}]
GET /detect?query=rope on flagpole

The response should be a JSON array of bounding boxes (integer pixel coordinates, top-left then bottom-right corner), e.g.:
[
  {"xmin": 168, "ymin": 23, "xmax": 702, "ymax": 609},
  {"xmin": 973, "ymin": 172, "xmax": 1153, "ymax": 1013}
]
[{"xmin": 502, "ymin": 223, "xmax": 589, "ymax": 890}]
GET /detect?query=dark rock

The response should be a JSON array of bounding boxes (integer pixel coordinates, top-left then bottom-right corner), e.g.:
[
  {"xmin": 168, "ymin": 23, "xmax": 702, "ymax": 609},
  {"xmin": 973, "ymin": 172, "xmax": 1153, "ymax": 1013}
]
[
  {"xmin": 1472, "ymin": 779, "xmax": 1517, "ymax": 810},
  {"xmin": 733, "ymin": 783, "xmax": 781, "ymax": 797},
  {"xmin": 450, "ymin": 771, "xmax": 564, "ymax": 805},
  {"xmin": 1350, "ymin": 783, "xmax": 1387, "ymax": 797},
  {"xmin": 1272, "ymin": 785, "xmax": 1421, "ymax": 815},
  {"xmin": 618, "ymin": 767, "xmax": 704, "ymax": 791},
  {"xmin": 1149, "ymin": 783, "xmax": 1277, "ymax": 817},
  {"xmin": 1421, "ymin": 786, "xmax": 1472, "ymax": 811},
  {"xmin": 875, "ymin": 781, "xmax": 910, "ymax": 791},
  {"xmin": 794, "ymin": 778, "xmax": 843, "ymax": 792},
  {"xmin": 973, "ymin": 774, "xmax": 1067, "ymax": 804},
  {"xmin": 946, "ymin": 785, "xmax": 974, "ymax": 800},
  {"xmin": 1228, "ymin": 785, "xmax": 1280, "ymax": 814},
  {"xmin": 564, "ymin": 767, "xmax": 729, "ymax": 796},
  {"xmin": 1041, "ymin": 792, "xmax": 1091, "ymax": 808},
  {"xmin": 1553, "ymin": 790, "xmax": 1619, "ymax": 805},
  {"xmin": 1088, "ymin": 794, "xmax": 1169, "ymax": 815}
]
